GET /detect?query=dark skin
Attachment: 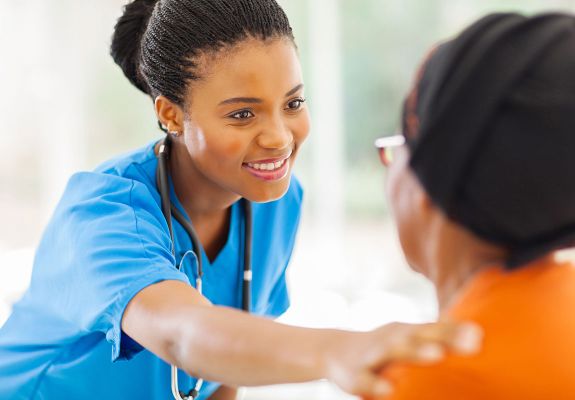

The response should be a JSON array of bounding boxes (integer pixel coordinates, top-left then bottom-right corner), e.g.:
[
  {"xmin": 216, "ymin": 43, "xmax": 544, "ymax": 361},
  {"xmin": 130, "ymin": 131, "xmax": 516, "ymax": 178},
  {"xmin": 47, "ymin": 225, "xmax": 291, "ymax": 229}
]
[
  {"xmin": 197, "ymin": 209, "xmax": 230, "ymax": 262},
  {"xmin": 385, "ymin": 145, "xmax": 512, "ymax": 309},
  {"xmin": 123, "ymin": 38, "xmax": 482, "ymax": 400},
  {"xmin": 155, "ymin": 137, "xmax": 232, "ymax": 262},
  {"xmin": 154, "ymin": 38, "xmax": 308, "ymax": 262},
  {"xmin": 153, "ymin": 148, "xmax": 231, "ymax": 261}
]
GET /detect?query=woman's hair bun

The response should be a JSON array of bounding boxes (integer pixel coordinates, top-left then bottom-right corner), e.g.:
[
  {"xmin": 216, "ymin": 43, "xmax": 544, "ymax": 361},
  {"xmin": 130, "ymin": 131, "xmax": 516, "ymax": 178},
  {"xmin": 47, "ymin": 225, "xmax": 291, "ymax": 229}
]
[
  {"xmin": 110, "ymin": 0, "xmax": 158, "ymax": 95},
  {"xmin": 110, "ymin": 0, "xmax": 294, "ymax": 105}
]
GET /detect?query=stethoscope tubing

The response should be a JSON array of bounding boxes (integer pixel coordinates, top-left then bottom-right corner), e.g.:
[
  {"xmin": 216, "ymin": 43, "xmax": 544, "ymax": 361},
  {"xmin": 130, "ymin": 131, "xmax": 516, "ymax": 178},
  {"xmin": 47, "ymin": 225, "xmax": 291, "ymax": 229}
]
[{"xmin": 156, "ymin": 137, "xmax": 252, "ymax": 400}]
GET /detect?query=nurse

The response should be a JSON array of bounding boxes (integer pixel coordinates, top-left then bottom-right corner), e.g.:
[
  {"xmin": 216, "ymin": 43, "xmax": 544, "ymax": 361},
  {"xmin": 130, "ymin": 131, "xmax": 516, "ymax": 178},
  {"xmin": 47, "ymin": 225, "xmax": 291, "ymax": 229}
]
[{"xmin": 0, "ymin": 1, "xmax": 480, "ymax": 399}]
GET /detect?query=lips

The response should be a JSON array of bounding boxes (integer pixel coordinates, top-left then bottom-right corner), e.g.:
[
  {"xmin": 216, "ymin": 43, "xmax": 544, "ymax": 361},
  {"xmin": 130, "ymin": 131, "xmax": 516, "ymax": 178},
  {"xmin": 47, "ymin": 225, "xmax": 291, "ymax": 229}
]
[{"xmin": 243, "ymin": 152, "xmax": 292, "ymax": 181}]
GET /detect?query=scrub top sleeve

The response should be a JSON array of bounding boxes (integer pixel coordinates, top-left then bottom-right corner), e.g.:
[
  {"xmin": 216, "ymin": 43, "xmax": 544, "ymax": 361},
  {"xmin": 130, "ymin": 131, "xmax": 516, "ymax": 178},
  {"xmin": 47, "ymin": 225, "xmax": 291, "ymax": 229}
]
[
  {"xmin": 107, "ymin": 180, "xmax": 192, "ymax": 361},
  {"xmin": 39, "ymin": 173, "xmax": 190, "ymax": 362},
  {"xmin": 107, "ymin": 268, "xmax": 189, "ymax": 361}
]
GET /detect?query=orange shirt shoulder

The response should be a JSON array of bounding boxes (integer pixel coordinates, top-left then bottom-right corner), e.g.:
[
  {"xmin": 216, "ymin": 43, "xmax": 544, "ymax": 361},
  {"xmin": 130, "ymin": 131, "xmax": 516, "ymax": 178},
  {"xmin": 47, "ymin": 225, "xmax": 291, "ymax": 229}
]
[{"xmin": 377, "ymin": 258, "xmax": 575, "ymax": 400}]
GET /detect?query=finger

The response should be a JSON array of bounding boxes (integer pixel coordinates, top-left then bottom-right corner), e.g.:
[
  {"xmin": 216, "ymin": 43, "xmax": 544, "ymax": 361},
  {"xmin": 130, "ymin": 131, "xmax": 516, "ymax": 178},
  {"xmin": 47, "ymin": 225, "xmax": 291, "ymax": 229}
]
[
  {"xmin": 385, "ymin": 340, "xmax": 446, "ymax": 365},
  {"xmin": 411, "ymin": 321, "xmax": 483, "ymax": 355},
  {"xmin": 365, "ymin": 323, "xmax": 443, "ymax": 366},
  {"xmin": 373, "ymin": 321, "xmax": 482, "ymax": 365}
]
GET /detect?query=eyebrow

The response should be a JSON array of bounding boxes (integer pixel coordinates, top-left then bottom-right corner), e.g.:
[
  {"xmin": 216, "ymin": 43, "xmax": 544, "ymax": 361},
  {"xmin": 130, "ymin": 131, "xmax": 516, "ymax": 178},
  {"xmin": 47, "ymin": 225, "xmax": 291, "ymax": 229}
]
[
  {"xmin": 285, "ymin": 83, "xmax": 304, "ymax": 97},
  {"xmin": 218, "ymin": 84, "xmax": 304, "ymax": 106}
]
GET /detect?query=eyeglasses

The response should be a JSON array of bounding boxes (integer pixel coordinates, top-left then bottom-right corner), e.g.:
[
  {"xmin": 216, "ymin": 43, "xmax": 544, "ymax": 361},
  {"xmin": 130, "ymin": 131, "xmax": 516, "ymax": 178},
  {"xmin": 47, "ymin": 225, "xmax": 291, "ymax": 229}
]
[{"xmin": 374, "ymin": 134, "xmax": 405, "ymax": 166}]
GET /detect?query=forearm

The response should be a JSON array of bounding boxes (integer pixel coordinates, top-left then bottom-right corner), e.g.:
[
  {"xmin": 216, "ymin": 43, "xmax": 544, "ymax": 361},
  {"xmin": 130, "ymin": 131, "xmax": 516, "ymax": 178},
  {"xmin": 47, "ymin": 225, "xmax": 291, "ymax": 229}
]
[
  {"xmin": 171, "ymin": 305, "xmax": 350, "ymax": 387},
  {"xmin": 123, "ymin": 281, "xmax": 481, "ymax": 397},
  {"xmin": 123, "ymin": 281, "xmax": 347, "ymax": 386}
]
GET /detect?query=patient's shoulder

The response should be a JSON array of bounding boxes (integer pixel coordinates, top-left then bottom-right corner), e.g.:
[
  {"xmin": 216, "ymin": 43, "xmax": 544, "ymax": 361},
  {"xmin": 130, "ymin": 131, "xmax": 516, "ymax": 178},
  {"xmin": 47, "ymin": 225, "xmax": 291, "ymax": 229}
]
[{"xmin": 379, "ymin": 259, "xmax": 575, "ymax": 400}]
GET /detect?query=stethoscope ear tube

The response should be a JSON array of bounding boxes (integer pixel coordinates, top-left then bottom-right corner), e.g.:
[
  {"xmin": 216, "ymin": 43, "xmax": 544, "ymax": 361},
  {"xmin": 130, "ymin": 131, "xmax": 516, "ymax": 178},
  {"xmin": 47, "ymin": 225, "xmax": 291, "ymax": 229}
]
[{"xmin": 157, "ymin": 138, "xmax": 176, "ymax": 251}]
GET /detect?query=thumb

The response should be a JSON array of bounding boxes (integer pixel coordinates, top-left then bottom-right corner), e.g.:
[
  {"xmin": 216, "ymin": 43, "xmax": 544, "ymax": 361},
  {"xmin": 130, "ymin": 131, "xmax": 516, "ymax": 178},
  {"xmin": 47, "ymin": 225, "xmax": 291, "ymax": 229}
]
[{"xmin": 353, "ymin": 372, "xmax": 394, "ymax": 399}]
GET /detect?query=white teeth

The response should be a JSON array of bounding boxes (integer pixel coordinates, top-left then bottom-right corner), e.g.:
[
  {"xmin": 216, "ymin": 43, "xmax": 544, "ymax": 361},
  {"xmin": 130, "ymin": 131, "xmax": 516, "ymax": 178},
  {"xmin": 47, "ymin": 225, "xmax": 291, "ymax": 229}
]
[{"xmin": 247, "ymin": 158, "xmax": 287, "ymax": 171}]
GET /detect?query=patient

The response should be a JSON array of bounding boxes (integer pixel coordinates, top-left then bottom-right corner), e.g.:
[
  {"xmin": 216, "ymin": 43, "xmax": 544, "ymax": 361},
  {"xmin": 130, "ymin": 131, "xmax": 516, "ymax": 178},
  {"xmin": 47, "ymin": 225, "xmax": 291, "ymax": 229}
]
[{"xmin": 373, "ymin": 12, "xmax": 575, "ymax": 400}]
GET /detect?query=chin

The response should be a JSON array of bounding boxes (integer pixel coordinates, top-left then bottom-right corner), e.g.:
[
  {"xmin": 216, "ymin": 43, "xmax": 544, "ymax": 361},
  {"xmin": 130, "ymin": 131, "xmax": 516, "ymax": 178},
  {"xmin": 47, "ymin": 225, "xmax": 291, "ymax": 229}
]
[
  {"xmin": 245, "ymin": 179, "xmax": 291, "ymax": 203},
  {"xmin": 405, "ymin": 255, "xmax": 431, "ymax": 278},
  {"xmin": 407, "ymin": 259, "xmax": 423, "ymax": 274}
]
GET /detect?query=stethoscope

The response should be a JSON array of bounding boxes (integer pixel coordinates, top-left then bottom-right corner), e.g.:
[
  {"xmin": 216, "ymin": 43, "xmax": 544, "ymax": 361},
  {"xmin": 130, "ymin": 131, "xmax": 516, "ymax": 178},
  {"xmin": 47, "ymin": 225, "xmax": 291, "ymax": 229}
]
[{"xmin": 156, "ymin": 136, "xmax": 253, "ymax": 400}]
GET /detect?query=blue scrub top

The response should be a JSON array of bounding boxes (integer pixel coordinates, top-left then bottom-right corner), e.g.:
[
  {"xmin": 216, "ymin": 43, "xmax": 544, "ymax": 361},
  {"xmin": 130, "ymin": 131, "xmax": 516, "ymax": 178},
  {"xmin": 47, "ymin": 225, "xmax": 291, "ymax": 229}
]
[{"xmin": 0, "ymin": 140, "xmax": 303, "ymax": 400}]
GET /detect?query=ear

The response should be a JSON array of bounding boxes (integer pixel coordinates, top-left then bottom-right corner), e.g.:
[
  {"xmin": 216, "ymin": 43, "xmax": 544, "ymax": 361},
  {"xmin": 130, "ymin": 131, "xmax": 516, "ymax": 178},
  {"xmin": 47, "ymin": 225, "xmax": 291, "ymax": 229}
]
[{"xmin": 155, "ymin": 96, "xmax": 184, "ymax": 135}]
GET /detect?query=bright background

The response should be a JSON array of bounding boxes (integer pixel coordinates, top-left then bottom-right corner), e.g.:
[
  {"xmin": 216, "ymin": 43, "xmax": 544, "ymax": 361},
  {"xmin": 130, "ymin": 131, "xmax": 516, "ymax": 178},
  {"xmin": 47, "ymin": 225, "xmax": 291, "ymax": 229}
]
[{"xmin": 1, "ymin": 1, "xmax": 574, "ymax": 399}]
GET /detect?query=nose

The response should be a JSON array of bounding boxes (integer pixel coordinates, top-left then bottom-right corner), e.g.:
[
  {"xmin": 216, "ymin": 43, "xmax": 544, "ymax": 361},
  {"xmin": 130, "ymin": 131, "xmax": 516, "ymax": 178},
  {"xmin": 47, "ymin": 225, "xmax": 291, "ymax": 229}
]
[{"xmin": 256, "ymin": 114, "xmax": 293, "ymax": 150}]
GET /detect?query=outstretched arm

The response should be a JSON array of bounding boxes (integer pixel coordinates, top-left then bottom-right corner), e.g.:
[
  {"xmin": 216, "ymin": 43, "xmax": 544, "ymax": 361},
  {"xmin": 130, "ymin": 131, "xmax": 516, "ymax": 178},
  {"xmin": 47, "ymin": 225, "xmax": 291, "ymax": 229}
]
[{"xmin": 122, "ymin": 280, "xmax": 480, "ymax": 398}]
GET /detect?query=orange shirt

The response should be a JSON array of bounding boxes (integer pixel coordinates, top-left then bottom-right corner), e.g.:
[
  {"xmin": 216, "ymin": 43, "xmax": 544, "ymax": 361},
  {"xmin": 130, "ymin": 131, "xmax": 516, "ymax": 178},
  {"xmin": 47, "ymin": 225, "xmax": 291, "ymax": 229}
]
[{"xmin": 377, "ymin": 258, "xmax": 575, "ymax": 400}]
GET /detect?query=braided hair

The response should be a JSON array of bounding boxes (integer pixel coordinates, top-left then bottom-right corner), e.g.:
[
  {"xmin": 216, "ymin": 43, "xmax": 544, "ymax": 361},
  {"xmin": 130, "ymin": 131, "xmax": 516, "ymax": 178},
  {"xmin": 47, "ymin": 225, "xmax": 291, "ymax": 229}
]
[{"xmin": 110, "ymin": 0, "xmax": 294, "ymax": 106}]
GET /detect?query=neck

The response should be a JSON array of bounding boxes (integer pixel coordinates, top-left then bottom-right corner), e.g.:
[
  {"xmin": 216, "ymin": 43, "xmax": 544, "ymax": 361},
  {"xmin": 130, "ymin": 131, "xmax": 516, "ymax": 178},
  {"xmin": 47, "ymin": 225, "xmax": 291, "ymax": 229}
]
[
  {"xmin": 432, "ymin": 252, "xmax": 500, "ymax": 311},
  {"xmin": 426, "ymin": 221, "xmax": 508, "ymax": 311},
  {"xmin": 167, "ymin": 139, "xmax": 241, "ymax": 221},
  {"xmin": 158, "ymin": 138, "xmax": 240, "ymax": 261}
]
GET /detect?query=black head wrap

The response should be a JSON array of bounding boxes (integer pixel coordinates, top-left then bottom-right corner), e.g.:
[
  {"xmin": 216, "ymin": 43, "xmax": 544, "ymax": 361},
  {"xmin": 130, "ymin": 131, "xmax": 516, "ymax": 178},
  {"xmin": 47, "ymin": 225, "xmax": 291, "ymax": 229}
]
[{"xmin": 402, "ymin": 13, "xmax": 575, "ymax": 268}]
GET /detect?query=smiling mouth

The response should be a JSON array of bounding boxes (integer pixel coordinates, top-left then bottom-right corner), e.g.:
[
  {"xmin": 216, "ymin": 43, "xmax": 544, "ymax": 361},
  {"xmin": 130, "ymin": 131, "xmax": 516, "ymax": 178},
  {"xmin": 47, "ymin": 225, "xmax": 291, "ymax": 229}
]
[
  {"xmin": 242, "ymin": 153, "xmax": 292, "ymax": 181},
  {"xmin": 246, "ymin": 158, "xmax": 288, "ymax": 171}
]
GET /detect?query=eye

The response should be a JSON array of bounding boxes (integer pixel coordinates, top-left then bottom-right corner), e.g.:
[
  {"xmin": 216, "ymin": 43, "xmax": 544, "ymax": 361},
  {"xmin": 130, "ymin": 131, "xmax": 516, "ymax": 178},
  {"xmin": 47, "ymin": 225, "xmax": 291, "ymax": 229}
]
[
  {"xmin": 229, "ymin": 110, "xmax": 255, "ymax": 120},
  {"xmin": 286, "ymin": 98, "xmax": 306, "ymax": 111}
]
